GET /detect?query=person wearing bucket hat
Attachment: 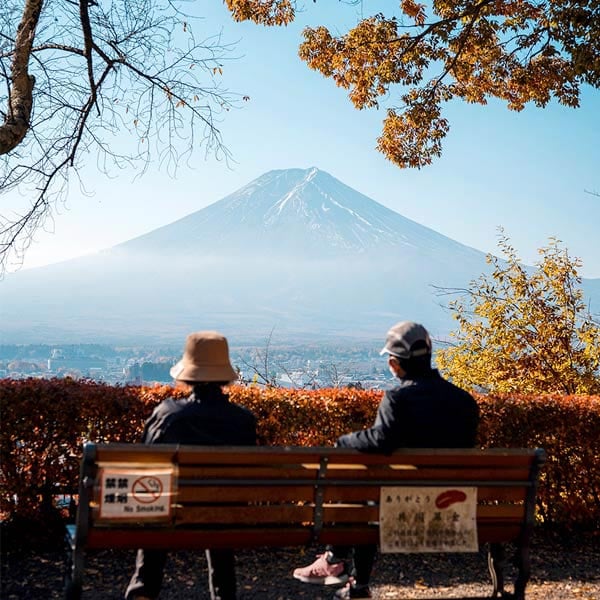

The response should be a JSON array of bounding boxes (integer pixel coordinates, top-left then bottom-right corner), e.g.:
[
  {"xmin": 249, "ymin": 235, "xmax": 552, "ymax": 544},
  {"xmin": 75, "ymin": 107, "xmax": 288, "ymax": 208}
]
[
  {"xmin": 125, "ymin": 331, "xmax": 256, "ymax": 600},
  {"xmin": 293, "ymin": 321, "xmax": 479, "ymax": 599}
]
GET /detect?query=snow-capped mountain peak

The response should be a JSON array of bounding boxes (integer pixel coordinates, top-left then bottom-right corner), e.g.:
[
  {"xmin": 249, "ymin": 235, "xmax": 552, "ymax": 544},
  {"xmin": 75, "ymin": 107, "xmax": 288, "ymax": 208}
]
[{"xmin": 118, "ymin": 167, "xmax": 480, "ymax": 260}]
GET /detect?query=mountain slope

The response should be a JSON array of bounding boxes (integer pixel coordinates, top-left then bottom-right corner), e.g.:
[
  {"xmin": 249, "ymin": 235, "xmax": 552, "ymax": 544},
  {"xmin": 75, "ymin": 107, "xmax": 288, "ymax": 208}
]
[
  {"xmin": 7, "ymin": 167, "xmax": 585, "ymax": 344},
  {"xmin": 115, "ymin": 167, "xmax": 483, "ymax": 262}
]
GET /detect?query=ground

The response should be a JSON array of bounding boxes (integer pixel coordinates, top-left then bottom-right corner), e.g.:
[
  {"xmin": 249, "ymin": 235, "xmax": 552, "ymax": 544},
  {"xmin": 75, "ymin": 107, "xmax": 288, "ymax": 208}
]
[{"xmin": 1, "ymin": 532, "xmax": 598, "ymax": 599}]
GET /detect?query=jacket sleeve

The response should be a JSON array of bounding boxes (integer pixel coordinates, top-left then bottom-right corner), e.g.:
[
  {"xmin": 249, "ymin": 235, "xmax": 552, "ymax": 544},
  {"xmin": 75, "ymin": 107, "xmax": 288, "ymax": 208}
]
[{"xmin": 336, "ymin": 390, "xmax": 402, "ymax": 452}]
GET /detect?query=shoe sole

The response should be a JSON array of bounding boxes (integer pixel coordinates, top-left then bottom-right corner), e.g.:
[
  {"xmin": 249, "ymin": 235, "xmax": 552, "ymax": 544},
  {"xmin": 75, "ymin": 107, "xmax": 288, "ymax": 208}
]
[
  {"xmin": 293, "ymin": 573, "xmax": 349, "ymax": 585},
  {"xmin": 334, "ymin": 587, "xmax": 372, "ymax": 599}
]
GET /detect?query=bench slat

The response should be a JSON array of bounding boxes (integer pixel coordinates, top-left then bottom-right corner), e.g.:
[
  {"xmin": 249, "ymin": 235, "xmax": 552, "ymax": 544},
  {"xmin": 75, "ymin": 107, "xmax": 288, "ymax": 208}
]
[
  {"xmin": 82, "ymin": 521, "xmax": 526, "ymax": 550},
  {"xmin": 178, "ymin": 486, "xmax": 316, "ymax": 503},
  {"xmin": 175, "ymin": 505, "xmax": 315, "ymax": 525},
  {"xmin": 175, "ymin": 446, "xmax": 540, "ymax": 461},
  {"xmin": 95, "ymin": 444, "xmax": 541, "ymax": 468},
  {"xmin": 170, "ymin": 502, "xmax": 526, "ymax": 526},
  {"xmin": 169, "ymin": 504, "xmax": 525, "ymax": 525},
  {"xmin": 176, "ymin": 454, "xmax": 538, "ymax": 468},
  {"xmin": 178, "ymin": 466, "xmax": 321, "ymax": 480},
  {"xmin": 84, "ymin": 527, "xmax": 316, "ymax": 550},
  {"xmin": 177, "ymin": 484, "xmax": 527, "ymax": 504},
  {"xmin": 95, "ymin": 448, "xmax": 178, "ymax": 463},
  {"xmin": 177, "ymin": 465, "xmax": 532, "ymax": 483},
  {"xmin": 322, "ymin": 485, "xmax": 527, "ymax": 503}
]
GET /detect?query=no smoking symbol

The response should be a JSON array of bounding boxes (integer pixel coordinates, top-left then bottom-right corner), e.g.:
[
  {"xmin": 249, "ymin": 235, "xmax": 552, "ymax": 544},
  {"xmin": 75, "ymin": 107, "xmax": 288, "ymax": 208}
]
[{"xmin": 132, "ymin": 476, "xmax": 163, "ymax": 504}]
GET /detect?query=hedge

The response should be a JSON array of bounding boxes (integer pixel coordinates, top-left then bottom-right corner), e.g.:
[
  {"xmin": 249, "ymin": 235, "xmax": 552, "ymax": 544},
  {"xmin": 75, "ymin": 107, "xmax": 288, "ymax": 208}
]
[{"xmin": 1, "ymin": 378, "xmax": 598, "ymax": 535}]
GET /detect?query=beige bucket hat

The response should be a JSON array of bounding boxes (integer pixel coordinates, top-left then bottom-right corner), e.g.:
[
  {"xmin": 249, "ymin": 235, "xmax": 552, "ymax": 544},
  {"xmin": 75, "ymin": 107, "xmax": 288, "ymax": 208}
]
[{"xmin": 169, "ymin": 331, "xmax": 238, "ymax": 383}]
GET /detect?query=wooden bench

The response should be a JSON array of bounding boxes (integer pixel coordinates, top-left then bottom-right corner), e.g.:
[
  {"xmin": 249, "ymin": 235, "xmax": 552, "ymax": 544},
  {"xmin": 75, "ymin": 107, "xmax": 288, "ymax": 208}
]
[{"xmin": 65, "ymin": 443, "xmax": 546, "ymax": 599}]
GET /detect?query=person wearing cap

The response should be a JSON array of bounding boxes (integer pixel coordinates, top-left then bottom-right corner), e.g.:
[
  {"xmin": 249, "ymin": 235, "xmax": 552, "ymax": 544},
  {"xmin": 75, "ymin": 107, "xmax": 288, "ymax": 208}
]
[
  {"xmin": 292, "ymin": 321, "xmax": 479, "ymax": 599},
  {"xmin": 125, "ymin": 331, "xmax": 257, "ymax": 600}
]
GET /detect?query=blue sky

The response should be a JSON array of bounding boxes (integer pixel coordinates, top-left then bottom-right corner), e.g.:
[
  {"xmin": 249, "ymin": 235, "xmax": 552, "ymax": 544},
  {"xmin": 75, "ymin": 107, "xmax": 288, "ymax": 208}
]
[{"xmin": 6, "ymin": 1, "xmax": 600, "ymax": 276}]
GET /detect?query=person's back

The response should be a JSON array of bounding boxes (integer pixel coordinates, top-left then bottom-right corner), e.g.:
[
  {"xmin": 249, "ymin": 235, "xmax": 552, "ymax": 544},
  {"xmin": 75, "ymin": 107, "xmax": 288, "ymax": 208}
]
[
  {"xmin": 388, "ymin": 372, "xmax": 477, "ymax": 448},
  {"xmin": 126, "ymin": 331, "xmax": 256, "ymax": 600},
  {"xmin": 143, "ymin": 383, "xmax": 256, "ymax": 446},
  {"xmin": 337, "ymin": 368, "xmax": 478, "ymax": 452}
]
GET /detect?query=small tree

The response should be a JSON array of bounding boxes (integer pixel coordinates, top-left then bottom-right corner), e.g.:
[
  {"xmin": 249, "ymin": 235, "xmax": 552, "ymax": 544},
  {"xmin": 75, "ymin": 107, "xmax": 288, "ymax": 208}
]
[{"xmin": 436, "ymin": 233, "xmax": 600, "ymax": 394}]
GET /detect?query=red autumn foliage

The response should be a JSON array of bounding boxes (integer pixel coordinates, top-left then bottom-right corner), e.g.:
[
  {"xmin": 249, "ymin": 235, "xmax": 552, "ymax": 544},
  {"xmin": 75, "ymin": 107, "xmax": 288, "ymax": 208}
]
[{"xmin": 1, "ymin": 379, "xmax": 598, "ymax": 534}]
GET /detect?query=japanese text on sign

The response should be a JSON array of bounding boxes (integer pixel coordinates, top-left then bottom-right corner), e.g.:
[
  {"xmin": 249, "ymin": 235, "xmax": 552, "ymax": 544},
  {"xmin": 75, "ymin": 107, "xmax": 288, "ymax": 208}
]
[
  {"xmin": 379, "ymin": 486, "xmax": 478, "ymax": 553},
  {"xmin": 98, "ymin": 467, "xmax": 174, "ymax": 520}
]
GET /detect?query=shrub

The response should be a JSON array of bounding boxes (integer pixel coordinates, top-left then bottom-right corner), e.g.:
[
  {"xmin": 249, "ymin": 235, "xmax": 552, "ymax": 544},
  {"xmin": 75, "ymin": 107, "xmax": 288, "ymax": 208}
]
[
  {"xmin": 229, "ymin": 386, "xmax": 381, "ymax": 446},
  {"xmin": 1, "ymin": 379, "xmax": 598, "ymax": 535},
  {"xmin": 476, "ymin": 393, "xmax": 600, "ymax": 533},
  {"xmin": 0, "ymin": 379, "xmax": 184, "ymax": 521}
]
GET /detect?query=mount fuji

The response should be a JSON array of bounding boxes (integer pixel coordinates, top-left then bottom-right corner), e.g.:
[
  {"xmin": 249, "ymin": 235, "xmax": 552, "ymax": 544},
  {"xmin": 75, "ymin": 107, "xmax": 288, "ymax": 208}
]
[
  {"xmin": 0, "ymin": 167, "xmax": 566, "ymax": 344},
  {"xmin": 115, "ymin": 167, "xmax": 480, "ymax": 262}
]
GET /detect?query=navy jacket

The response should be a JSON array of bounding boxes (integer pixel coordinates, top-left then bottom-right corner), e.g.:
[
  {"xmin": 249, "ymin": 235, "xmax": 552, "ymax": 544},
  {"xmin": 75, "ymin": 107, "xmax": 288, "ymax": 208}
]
[
  {"xmin": 142, "ymin": 385, "xmax": 257, "ymax": 446},
  {"xmin": 336, "ymin": 369, "xmax": 478, "ymax": 452}
]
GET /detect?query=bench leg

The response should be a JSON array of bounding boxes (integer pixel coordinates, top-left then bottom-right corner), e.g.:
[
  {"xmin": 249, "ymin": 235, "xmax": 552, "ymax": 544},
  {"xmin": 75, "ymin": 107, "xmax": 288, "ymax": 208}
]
[
  {"xmin": 64, "ymin": 546, "xmax": 84, "ymax": 600},
  {"xmin": 64, "ymin": 579, "xmax": 82, "ymax": 600},
  {"xmin": 487, "ymin": 543, "xmax": 506, "ymax": 598},
  {"xmin": 513, "ymin": 544, "xmax": 531, "ymax": 600}
]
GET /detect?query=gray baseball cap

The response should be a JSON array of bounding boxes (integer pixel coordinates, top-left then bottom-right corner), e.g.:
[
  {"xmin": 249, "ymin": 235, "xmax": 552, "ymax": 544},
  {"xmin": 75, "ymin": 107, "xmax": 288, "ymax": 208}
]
[{"xmin": 379, "ymin": 321, "xmax": 432, "ymax": 359}]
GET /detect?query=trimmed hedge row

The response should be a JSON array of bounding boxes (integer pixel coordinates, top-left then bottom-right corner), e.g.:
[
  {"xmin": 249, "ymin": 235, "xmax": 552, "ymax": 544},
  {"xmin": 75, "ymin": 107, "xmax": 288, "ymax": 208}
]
[{"xmin": 1, "ymin": 378, "xmax": 598, "ymax": 533}]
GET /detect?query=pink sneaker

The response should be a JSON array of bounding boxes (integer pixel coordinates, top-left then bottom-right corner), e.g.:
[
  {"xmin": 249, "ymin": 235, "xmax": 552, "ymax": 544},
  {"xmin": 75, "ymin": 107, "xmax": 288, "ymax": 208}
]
[{"xmin": 293, "ymin": 551, "xmax": 349, "ymax": 585}]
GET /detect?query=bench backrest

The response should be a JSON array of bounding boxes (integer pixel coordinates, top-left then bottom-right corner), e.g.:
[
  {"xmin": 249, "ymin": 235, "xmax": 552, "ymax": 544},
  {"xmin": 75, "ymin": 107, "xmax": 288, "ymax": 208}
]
[{"xmin": 74, "ymin": 443, "xmax": 546, "ymax": 551}]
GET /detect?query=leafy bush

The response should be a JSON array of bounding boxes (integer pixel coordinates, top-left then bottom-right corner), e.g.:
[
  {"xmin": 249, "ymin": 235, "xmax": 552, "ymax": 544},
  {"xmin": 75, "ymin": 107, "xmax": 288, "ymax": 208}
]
[
  {"xmin": 0, "ymin": 378, "xmax": 180, "ymax": 520},
  {"xmin": 477, "ymin": 393, "xmax": 600, "ymax": 532},
  {"xmin": 1, "ymin": 379, "xmax": 598, "ymax": 535}
]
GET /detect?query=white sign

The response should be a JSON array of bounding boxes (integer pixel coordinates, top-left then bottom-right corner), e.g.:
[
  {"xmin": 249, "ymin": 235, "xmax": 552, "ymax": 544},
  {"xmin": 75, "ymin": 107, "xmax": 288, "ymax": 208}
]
[
  {"xmin": 379, "ymin": 486, "xmax": 478, "ymax": 553},
  {"xmin": 97, "ymin": 467, "xmax": 175, "ymax": 521}
]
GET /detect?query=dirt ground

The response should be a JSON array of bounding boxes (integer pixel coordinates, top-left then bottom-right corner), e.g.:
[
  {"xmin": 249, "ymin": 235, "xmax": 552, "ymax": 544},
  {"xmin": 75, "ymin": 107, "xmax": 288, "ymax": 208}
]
[{"xmin": 1, "ymin": 532, "xmax": 599, "ymax": 599}]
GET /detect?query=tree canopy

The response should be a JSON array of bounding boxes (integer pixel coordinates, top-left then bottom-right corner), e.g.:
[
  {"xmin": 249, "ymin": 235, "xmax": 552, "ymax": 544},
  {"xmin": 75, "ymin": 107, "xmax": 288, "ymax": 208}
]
[
  {"xmin": 436, "ymin": 233, "xmax": 600, "ymax": 394},
  {"xmin": 225, "ymin": 0, "xmax": 599, "ymax": 167}
]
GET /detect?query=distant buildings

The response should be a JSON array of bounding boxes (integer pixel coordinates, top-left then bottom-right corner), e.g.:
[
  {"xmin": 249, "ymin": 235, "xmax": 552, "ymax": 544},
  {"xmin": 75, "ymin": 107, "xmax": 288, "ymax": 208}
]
[
  {"xmin": 2, "ymin": 342, "xmax": 392, "ymax": 389},
  {"xmin": 47, "ymin": 357, "xmax": 107, "ymax": 372}
]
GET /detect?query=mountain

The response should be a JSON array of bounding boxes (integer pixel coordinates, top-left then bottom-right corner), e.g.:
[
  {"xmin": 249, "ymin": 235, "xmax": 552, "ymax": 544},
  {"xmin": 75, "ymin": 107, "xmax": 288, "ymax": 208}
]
[
  {"xmin": 2, "ymin": 167, "xmax": 596, "ymax": 345},
  {"xmin": 115, "ymin": 167, "xmax": 481, "ymax": 262}
]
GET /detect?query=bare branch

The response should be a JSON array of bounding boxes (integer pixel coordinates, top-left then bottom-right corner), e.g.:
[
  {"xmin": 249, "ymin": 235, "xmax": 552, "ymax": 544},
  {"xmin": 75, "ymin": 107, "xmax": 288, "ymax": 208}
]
[
  {"xmin": 1, "ymin": 0, "xmax": 237, "ymax": 273},
  {"xmin": 78, "ymin": 0, "xmax": 98, "ymax": 114}
]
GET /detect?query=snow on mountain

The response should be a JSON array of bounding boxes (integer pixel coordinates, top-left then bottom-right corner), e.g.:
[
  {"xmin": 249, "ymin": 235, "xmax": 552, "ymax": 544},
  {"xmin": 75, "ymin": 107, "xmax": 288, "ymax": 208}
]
[{"xmin": 115, "ymin": 167, "xmax": 482, "ymax": 262}]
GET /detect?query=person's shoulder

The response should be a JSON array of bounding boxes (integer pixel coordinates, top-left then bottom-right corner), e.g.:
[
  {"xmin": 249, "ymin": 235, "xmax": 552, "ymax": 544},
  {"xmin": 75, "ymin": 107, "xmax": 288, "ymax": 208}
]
[
  {"xmin": 231, "ymin": 402, "xmax": 257, "ymax": 420},
  {"xmin": 152, "ymin": 395, "xmax": 188, "ymax": 416},
  {"xmin": 445, "ymin": 377, "xmax": 475, "ymax": 399},
  {"xmin": 386, "ymin": 380, "xmax": 414, "ymax": 398},
  {"xmin": 438, "ymin": 375, "xmax": 477, "ymax": 405}
]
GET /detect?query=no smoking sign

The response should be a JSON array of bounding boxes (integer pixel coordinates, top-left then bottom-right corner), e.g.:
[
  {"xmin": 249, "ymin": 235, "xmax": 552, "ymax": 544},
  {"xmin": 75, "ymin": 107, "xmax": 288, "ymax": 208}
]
[
  {"xmin": 132, "ymin": 476, "xmax": 163, "ymax": 503},
  {"xmin": 98, "ymin": 467, "xmax": 174, "ymax": 520}
]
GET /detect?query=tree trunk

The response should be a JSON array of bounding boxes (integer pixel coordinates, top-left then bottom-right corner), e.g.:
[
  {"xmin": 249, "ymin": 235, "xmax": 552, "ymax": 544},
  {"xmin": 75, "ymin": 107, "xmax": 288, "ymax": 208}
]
[{"xmin": 0, "ymin": 0, "xmax": 44, "ymax": 155}]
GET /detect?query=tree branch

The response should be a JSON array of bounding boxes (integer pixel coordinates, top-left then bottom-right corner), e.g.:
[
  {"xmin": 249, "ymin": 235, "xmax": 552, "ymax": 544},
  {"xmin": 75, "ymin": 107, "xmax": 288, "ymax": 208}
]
[
  {"xmin": 0, "ymin": 0, "xmax": 44, "ymax": 154},
  {"xmin": 79, "ymin": 0, "xmax": 98, "ymax": 114}
]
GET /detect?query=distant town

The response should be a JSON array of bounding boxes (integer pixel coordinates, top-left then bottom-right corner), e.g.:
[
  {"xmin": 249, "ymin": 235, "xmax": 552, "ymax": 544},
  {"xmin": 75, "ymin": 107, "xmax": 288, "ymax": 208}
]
[{"xmin": 0, "ymin": 341, "xmax": 396, "ymax": 390}]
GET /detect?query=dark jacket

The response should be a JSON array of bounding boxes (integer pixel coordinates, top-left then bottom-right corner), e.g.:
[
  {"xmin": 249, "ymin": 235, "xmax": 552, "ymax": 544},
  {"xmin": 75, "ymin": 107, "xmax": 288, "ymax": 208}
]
[
  {"xmin": 336, "ymin": 369, "xmax": 478, "ymax": 452},
  {"xmin": 142, "ymin": 385, "xmax": 257, "ymax": 446}
]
